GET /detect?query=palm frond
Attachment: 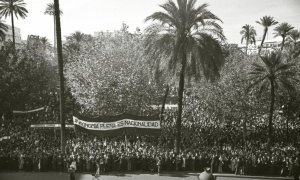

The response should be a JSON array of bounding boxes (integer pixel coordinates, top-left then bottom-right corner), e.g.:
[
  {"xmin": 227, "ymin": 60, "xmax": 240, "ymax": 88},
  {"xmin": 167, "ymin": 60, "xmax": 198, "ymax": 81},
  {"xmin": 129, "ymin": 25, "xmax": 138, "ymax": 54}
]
[
  {"xmin": 192, "ymin": 33, "xmax": 224, "ymax": 81},
  {"xmin": 274, "ymin": 22, "xmax": 294, "ymax": 38},
  {"xmin": 257, "ymin": 78, "xmax": 269, "ymax": 96},
  {"xmin": 0, "ymin": 0, "xmax": 27, "ymax": 19},
  {"xmin": 246, "ymin": 75, "xmax": 268, "ymax": 93},
  {"xmin": 199, "ymin": 10, "xmax": 222, "ymax": 22},
  {"xmin": 145, "ymin": 11, "xmax": 178, "ymax": 28},
  {"xmin": 256, "ymin": 16, "xmax": 278, "ymax": 27}
]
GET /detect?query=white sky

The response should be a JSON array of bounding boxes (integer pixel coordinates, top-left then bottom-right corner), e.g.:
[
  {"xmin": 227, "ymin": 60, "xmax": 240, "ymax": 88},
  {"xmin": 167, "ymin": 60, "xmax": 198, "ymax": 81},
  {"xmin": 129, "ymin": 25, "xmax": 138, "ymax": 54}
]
[{"xmin": 1, "ymin": 0, "xmax": 300, "ymax": 45}]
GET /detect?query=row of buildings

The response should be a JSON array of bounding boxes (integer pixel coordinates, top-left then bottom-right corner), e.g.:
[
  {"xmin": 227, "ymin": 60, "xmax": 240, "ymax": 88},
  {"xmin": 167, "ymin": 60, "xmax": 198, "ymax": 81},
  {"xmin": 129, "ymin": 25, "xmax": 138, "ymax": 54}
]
[
  {"xmin": 239, "ymin": 36, "xmax": 283, "ymax": 55},
  {"xmin": 0, "ymin": 23, "xmax": 22, "ymax": 48}
]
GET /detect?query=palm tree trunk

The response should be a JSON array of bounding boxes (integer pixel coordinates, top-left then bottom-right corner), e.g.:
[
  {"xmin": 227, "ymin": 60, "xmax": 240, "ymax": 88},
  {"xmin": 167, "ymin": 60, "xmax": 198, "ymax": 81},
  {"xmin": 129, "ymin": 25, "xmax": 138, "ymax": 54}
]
[
  {"xmin": 10, "ymin": 11, "xmax": 15, "ymax": 51},
  {"xmin": 268, "ymin": 80, "xmax": 275, "ymax": 146},
  {"xmin": 54, "ymin": 15, "xmax": 57, "ymax": 57},
  {"xmin": 175, "ymin": 53, "xmax": 187, "ymax": 153},
  {"xmin": 54, "ymin": 0, "xmax": 65, "ymax": 153},
  {"xmin": 259, "ymin": 28, "xmax": 267, "ymax": 55},
  {"xmin": 160, "ymin": 85, "xmax": 169, "ymax": 120},
  {"xmin": 281, "ymin": 36, "xmax": 286, "ymax": 51},
  {"xmin": 245, "ymin": 39, "xmax": 248, "ymax": 55}
]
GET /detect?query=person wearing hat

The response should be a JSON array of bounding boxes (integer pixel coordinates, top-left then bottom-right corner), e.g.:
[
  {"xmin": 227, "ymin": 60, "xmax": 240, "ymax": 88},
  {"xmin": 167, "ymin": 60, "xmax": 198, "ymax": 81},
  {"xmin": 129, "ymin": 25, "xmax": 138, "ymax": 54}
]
[{"xmin": 198, "ymin": 167, "xmax": 216, "ymax": 180}]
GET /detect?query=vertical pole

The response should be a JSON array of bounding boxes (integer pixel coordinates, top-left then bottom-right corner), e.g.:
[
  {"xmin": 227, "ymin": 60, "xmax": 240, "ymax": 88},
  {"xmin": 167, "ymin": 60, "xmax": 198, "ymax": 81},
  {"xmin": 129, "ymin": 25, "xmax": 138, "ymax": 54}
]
[
  {"xmin": 74, "ymin": 125, "xmax": 77, "ymax": 137},
  {"xmin": 54, "ymin": 0, "xmax": 65, "ymax": 154},
  {"xmin": 125, "ymin": 132, "xmax": 127, "ymax": 148}
]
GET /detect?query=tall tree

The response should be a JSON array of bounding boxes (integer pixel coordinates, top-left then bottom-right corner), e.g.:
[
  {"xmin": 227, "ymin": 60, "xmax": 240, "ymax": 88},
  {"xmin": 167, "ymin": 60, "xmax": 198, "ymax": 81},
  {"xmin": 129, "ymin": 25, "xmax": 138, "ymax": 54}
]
[
  {"xmin": 256, "ymin": 16, "xmax": 278, "ymax": 55},
  {"xmin": 65, "ymin": 27, "xmax": 159, "ymax": 116},
  {"xmin": 68, "ymin": 31, "xmax": 85, "ymax": 43},
  {"xmin": 66, "ymin": 31, "xmax": 87, "ymax": 51},
  {"xmin": 274, "ymin": 22, "xmax": 294, "ymax": 51},
  {"xmin": 144, "ymin": 0, "xmax": 225, "ymax": 153},
  {"xmin": 44, "ymin": 2, "xmax": 62, "ymax": 57},
  {"xmin": 0, "ymin": 0, "xmax": 27, "ymax": 50},
  {"xmin": 0, "ymin": 19, "xmax": 8, "ymax": 41},
  {"xmin": 0, "ymin": 39, "xmax": 57, "ymax": 122},
  {"xmin": 287, "ymin": 29, "xmax": 300, "ymax": 59},
  {"xmin": 40, "ymin": 36, "xmax": 51, "ymax": 52},
  {"xmin": 288, "ymin": 29, "xmax": 300, "ymax": 48},
  {"xmin": 54, "ymin": 0, "xmax": 65, "ymax": 153},
  {"xmin": 240, "ymin": 24, "xmax": 256, "ymax": 55},
  {"xmin": 248, "ymin": 52, "xmax": 298, "ymax": 146}
]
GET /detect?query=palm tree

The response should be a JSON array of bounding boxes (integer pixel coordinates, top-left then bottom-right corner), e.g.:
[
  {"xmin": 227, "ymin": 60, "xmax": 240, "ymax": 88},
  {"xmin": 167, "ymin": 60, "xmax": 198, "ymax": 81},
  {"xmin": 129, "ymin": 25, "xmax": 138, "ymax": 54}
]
[
  {"xmin": 66, "ymin": 31, "xmax": 85, "ymax": 51},
  {"xmin": 256, "ymin": 16, "xmax": 278, "ymax": 55},
  {"xmin": 40, "ymin": 37, "xmax": 51, "ymax": 52},
  {"xmin": 69, "ymin": 31, "xmax": 85, "ymax": 43},
  {"xmin": 287, "ymin": 30, "xmax": 300, "ymax": 59},
  {"xmin": 54, "ymin": 0, "xmax": 65, "ymax": 153},
  {"xmin": 248, "ymin": 52, "xmax": 298, "ymax": 146},
  {"xmin": 0, "ymin": 19, "xmax": 8, "ymax": 41},
  {"xmin": 64, "ymin": 31, "xmax": 93, "ymax": 54},
  {"xmin": 44, "ymin": 2, "xmax": 62, "ymax": 56},
  {"xmin": 288, "ymin": 30, "xmax": 300, "ymax": 48},
  {"xmin": 144, "ymin": 0, "xmax": 225, "ymax": 153},
  {"xmin": 0, "ymin": 0, "xmax": 28, "ymax": 50},
  {"xmin": 240, "ymin": 24, "xmax": 256, "ymax": 55},
  {"xmin": 274, "ymin": 22, "xmax": 294, "ymax": 51}
]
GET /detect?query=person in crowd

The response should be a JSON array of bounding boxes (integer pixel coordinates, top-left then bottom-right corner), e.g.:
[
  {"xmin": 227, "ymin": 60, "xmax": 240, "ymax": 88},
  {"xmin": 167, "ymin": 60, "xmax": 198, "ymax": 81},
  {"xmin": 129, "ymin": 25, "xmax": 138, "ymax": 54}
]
[
  {"xmin": 211, "ymin": 154, "xmax": 218, "ymax": 173},
  {"xmin": 218, "ymin": 155, "xmax": 224, "ymax": 173},
  {"xmin": 69, "ymin": 163, "xmax": 76, "ymax": 180},
  {"xmin": 157, "ymin": 155, "xmax": 162, "ymax": 175},
  {"xmin": 99, "ymin": 155, "xmax": 105, "ymax": 173},
  {"xmin": 182, "ymin": 154, "xmax": 186, "ymax": 171},
  {"xmin": 92, "ymin": 163, "xmax": 101, "ymax": 180},
  {"xmin": 292, "ymin": 156, "xmax": 300, "ymax": 180},
  {"xmin": 18, "ymin": 153, "xmax": 24, "ymax": 171},
  {"xmin": 175, "ymin": 154, "xmax": 181, "ymax": 171},
  {"xmin": 235, "ymin": 156, "xmax": 242, "ymax": 175},
  {"xmin": 126, "ymin": 153, "xmax": 132, "ymax": 171}
]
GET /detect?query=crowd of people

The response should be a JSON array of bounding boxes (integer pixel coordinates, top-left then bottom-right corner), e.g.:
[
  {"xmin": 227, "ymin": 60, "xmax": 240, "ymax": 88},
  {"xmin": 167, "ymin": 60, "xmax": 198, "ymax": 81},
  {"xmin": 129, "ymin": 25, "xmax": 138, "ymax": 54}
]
[{"xmin": 1, "ymin": 114, "xmax": 300, "ymax": 178}]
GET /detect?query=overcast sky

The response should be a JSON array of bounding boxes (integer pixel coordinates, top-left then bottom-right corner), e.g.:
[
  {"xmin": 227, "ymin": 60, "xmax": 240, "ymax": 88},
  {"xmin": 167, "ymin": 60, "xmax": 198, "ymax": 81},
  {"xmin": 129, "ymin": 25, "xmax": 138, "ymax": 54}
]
[{"xmin": 1, "ymin": 0, "xmax": 300, "ymax": 45}]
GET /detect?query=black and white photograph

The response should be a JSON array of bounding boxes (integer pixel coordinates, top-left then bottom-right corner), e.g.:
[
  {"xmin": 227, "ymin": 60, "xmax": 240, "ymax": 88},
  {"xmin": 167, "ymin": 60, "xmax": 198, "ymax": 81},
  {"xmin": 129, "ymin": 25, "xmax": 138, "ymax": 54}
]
[{"xmin": 0, "ymin": 0, "xmax": 300, "ymax": 180}]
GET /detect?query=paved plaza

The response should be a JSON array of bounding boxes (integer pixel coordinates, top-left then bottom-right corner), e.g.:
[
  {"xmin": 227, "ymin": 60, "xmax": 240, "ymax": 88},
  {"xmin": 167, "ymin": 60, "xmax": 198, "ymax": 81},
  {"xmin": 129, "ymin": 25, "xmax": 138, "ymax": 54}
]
[{"xmin": 0, "ymin": 172, "xmax": 294, "ymax": 180}]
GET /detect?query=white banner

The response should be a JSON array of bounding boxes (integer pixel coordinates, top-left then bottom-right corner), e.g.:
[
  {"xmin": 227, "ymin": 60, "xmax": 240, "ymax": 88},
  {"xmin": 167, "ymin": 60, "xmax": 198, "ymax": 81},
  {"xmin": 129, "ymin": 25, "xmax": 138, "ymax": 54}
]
[
  {"xmin": 73, "ymin": 116, "xmax": 160, "ymax": 131},
  {"xmin": 30, "ymin": 124, "xmax": 74, "ymax": 128}
]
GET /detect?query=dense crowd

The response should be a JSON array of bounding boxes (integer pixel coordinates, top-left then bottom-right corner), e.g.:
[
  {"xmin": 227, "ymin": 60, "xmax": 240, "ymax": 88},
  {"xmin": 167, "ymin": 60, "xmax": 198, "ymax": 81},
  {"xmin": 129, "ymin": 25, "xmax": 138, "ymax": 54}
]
[{"xmin": 0, "ymin": 116, "xmax": 300, "ymax": 178}]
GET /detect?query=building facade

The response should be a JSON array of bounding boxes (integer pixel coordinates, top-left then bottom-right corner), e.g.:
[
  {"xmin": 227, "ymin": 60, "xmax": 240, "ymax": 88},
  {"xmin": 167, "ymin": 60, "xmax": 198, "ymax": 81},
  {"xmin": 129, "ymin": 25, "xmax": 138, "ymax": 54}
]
[
  {"xmin": 239, "ymin": 37, "xmax": 282, "ymax": 55},
  {"xmin": 0, "ymin": 23, "xmax": 22, "ymax": 48}
]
